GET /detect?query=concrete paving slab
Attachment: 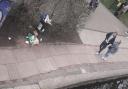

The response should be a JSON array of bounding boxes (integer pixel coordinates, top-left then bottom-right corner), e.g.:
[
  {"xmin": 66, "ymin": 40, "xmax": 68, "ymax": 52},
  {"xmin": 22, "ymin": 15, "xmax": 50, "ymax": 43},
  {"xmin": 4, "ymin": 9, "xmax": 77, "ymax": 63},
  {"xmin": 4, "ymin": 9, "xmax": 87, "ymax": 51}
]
[
  {"xmin": 13, "ymin": 48, "xmax": 36, "ymax": 63},
  {"xmin": 84, "ymin": 46, "xmax": 98, "ymax": 55},
  {"xmin": 52, "ymin": 54, "xmax": 78, "ymax": 68},
  {"xmin": 92, "ymin": 63, "xmax": 120, "ymax": 72},
  {"xmin": 87, "ymin": 54, "xmax": 99, "ymax": 63},
  {"xmin": 35, "ymin": 57, "xmax": 57, "ymax": 73},
  {"xmin": 116, "ymin": 49, "xmax": 128, "ymax": 55},
  {"xmin": 0, "ymin": 65, "xmax": 9, "ymax": 81},
  {"xmin": 0, "ymin": 50, "xmax": 16, "ymax": 64},
  {"xmin": 109, "ymin": 54, "xmax": 128, "ymax": 62},
  {"xmin": 117, "ymin": 36, "xmax": 128, "ymax": 48},
  {"xmin": 48, "ymin": 45, "xmax": 70, "ymax": 56},
  {"xmin": 6, "ymin": 64, "xmax": 20, "ymax": 80},
  {"xmin": 79, "ymin": 64, "xmax": 96, "ymax": 73},
  {"xmin": 70, "ymin": 54, "xmax": 92, "ymax": 64},
  {"xmin": 14, "ymin": 84, "xmax": 40, "ymax": 89},
  {"xmin": 39, "ymin": 77, "xmax": 64, "ymax": 89},
  {"xmin": 17, "ymin": 61, "xmax": 39, "ymax": 78},
  {"xmin": 77, "ymin": 29, "xmax": 105, "ymax": 45},
  {"xmin": 66, "ymin": 45, "xmax": 87, "ymax": 54},
  {"xmin": 32, "ymin": 45, "xmax": 51, "ymax": 59}
]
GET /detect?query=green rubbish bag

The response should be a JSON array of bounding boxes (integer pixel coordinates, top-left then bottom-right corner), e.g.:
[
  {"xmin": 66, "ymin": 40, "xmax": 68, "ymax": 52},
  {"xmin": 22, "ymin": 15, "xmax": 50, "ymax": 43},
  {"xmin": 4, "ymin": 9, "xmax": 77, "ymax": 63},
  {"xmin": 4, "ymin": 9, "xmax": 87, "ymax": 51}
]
[{"xmin": 26, "ymin": 33, "xmax": 36, "ymax": 45}]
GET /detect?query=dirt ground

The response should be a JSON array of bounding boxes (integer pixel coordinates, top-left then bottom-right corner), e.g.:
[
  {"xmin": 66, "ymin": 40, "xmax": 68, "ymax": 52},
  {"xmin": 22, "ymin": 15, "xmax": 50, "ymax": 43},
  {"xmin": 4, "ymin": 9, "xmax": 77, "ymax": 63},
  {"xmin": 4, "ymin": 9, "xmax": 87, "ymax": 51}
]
[{"xmin": 0, "ymin": 0, "xmax": 88, "ymax": 47}]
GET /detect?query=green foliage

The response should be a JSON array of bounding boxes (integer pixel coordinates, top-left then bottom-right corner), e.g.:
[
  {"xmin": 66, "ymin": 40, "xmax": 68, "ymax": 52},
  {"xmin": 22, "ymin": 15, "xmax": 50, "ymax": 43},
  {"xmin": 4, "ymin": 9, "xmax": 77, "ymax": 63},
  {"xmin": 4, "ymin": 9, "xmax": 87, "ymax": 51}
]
[{"xmin": 120, "ymin": 13, "xmax": 128, "ymax": 26}]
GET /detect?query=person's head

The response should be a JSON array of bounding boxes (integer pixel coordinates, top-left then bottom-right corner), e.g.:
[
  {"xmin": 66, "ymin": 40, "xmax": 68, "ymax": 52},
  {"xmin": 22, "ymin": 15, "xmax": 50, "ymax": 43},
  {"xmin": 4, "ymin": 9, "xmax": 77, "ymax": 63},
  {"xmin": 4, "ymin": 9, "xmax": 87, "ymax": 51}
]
[{"xmin": 113, "ymin": 32, "xmax": 118, "ymax": 37}]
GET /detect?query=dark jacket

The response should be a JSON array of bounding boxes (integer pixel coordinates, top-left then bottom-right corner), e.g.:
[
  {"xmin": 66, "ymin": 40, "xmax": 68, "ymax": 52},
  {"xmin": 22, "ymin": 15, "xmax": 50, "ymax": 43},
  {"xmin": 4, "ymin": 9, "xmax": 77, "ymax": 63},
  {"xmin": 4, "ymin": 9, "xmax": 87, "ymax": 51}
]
[
  {"xmin": 105, "ymin": 32, "xmax": 116, "ymax": 44},
  {"xmin": 108, "ymin": 42, "xmax": 120, "ymax": 54}
]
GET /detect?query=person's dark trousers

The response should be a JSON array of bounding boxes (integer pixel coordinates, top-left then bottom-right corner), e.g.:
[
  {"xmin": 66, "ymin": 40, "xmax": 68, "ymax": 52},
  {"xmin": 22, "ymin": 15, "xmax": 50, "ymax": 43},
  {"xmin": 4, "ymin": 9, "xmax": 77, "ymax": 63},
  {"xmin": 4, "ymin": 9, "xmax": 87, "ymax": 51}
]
[{"xmin": 99, "ymin": 40, "xmax": 108, "ymax": 53}]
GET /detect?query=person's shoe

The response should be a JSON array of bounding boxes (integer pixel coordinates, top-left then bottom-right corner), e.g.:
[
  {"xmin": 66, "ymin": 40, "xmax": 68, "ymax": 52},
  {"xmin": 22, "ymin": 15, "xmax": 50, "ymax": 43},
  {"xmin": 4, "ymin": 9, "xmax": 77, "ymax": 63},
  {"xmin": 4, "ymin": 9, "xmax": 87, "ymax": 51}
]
[{"xmin": 102, "ymin": 56, "xmax": 107, "ymax": 60}]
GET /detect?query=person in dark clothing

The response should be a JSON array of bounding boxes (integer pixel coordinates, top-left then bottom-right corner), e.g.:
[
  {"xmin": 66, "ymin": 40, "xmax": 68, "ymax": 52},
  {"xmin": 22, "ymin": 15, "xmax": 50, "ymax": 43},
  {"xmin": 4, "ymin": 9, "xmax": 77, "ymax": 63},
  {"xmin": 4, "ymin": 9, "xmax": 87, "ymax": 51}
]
[
  {"xmin": 36, "ymin": 13, "xmax": 52, "ymax": 42},
  {"xmin": 89, "ymin": 0, "xmax": 99, "ymax": 10},
  {"xmin": 37, "ymin": 19, "xmax": 46, "ymax": 33},
  {"xmin": 97, "ymin": 32, "xmax": 118, "ymax": 54}
]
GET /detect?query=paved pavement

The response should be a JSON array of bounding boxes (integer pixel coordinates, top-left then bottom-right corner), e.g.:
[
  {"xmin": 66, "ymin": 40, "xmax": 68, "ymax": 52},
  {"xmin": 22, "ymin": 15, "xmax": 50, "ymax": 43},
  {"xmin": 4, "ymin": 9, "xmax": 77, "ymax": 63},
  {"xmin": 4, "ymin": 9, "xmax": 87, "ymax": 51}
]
[
  {"xmin": 0, "ymin": 32, "xmax": 127, "ymax": 80},
  {"xmin": 1, "ymin": 2, "xmax": 128, "ymax": 89},
  {"xmin": 77, "ymin": 3, "xmax": 128, "ymax": 36}
]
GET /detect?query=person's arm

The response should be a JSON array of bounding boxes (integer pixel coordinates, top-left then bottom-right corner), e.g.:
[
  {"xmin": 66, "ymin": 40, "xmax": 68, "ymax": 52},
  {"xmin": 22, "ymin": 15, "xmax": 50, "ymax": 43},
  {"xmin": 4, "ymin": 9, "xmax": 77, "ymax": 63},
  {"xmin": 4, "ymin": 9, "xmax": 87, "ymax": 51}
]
[
  {"xmin": 109, "ymin": 37, "xmax": 116, "ymax": 44},
  {"xmin": 108, "ymin": 43, "xmax": 113, "ymax": 49},
  {"xmin": 105, "ymin": 32, "xmax": 112, "ymax": 41}
]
